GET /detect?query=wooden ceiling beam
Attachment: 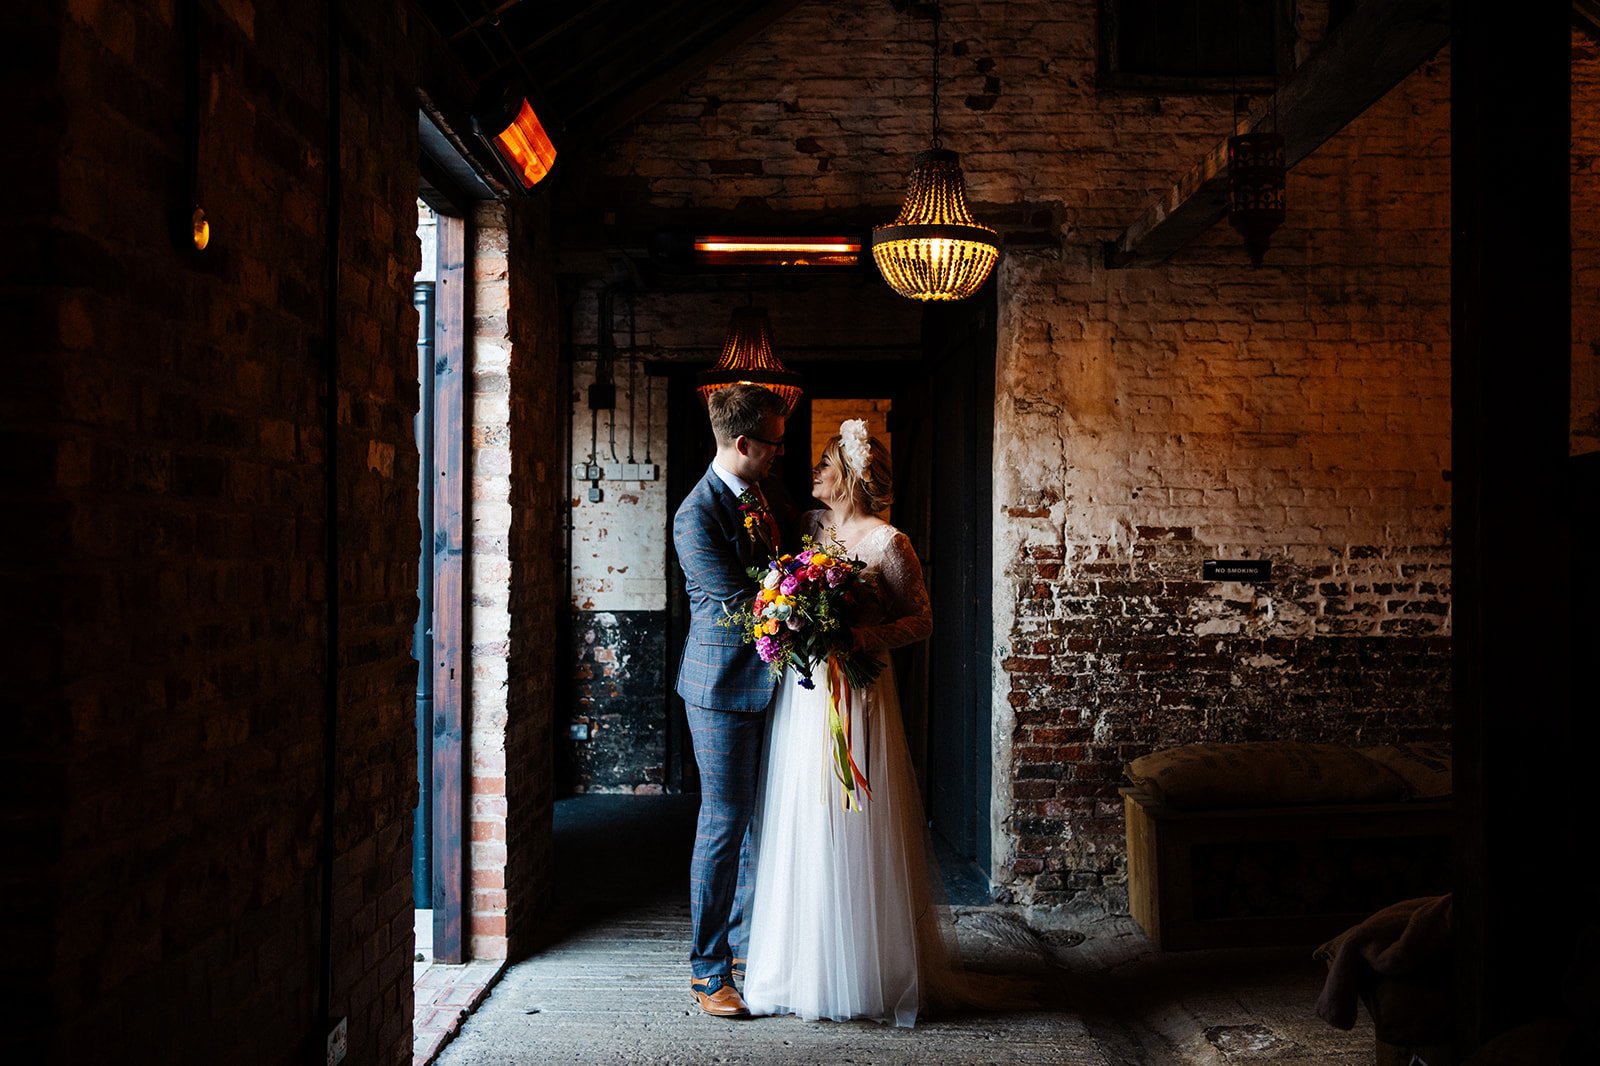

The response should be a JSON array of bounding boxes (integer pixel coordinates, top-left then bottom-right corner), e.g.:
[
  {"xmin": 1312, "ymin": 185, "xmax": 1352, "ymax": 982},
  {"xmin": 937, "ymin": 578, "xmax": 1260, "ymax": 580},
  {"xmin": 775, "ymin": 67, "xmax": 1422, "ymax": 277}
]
[
  {"xmin": 575, "ymin": 0, "xmax": 809, "ymax": 146},
  {"xmin": 1576, "ymin": 0, "xmax": 1600, "ymax": 41},
  {"xmin": 537, "ymin": 0, "xmax": 710, "ymax": 91},
  {"xmin": 1105, "ymin": 0, "xmax": 1450, "ymax": 269}
]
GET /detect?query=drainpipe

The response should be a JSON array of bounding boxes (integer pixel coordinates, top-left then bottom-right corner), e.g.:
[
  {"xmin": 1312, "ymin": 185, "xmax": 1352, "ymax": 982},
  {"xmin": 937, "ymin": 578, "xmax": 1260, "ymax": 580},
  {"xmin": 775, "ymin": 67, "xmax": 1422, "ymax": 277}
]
[{"xmin": 413, "ymin": 282, "xmax": 435, "ymax": 907}]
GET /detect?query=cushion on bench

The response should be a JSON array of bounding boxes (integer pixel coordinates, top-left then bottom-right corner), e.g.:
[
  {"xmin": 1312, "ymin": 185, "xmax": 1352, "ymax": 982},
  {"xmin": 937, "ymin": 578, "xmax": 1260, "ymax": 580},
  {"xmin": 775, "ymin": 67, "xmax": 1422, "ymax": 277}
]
[
  {"xmin": 1124, "ymin": 741, "xmax": 1412, "ymax": 810},
  {"xmin": 1358, "ymin": 742, "xmax": 1453, "ymax": 800}
]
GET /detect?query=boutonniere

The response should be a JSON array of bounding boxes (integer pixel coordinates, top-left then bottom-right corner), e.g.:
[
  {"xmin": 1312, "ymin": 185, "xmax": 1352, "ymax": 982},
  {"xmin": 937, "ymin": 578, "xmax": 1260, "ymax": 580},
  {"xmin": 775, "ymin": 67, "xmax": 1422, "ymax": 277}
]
[{"xmin": 737, "ymin": 489, "xmax": 779, "ymax": 546}]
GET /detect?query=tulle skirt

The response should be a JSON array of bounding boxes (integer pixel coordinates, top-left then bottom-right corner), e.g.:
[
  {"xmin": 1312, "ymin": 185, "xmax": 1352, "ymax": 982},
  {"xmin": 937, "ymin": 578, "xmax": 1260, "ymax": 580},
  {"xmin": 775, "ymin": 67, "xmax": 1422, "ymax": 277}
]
[{"xmin": 743, "ymin": 662, "xmax": 949, "ymax": 1027}]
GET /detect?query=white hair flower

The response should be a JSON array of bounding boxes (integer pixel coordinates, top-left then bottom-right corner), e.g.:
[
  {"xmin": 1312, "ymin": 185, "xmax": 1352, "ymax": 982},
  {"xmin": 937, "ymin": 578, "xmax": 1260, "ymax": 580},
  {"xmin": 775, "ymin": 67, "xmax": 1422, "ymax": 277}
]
[{"xmin": 839, "ymin": 419, "xmax": 870, "ymax": 475}]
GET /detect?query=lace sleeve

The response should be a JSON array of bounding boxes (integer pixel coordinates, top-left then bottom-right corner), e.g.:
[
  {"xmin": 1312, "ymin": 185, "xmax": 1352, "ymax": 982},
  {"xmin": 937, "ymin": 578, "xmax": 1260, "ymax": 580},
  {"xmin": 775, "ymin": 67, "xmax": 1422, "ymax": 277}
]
[{"xmin": 853, "ymin": 531, "xmax": 932, "ymax": 652}]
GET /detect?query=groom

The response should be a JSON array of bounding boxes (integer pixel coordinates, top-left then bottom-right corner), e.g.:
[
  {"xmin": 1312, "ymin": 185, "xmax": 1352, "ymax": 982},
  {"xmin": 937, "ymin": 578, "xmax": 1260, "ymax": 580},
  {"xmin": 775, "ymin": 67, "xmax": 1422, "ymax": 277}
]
[{"xmin": 673, "ymin": 383, "xmax": 792, "ymax": 1018}]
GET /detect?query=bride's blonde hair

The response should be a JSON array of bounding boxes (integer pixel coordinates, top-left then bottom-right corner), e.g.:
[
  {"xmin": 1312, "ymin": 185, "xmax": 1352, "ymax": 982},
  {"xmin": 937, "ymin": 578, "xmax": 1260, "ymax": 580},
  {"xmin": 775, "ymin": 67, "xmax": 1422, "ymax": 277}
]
[{"xmin": 821, "ymin": 433, "xmax": 893, "ymax": 516}]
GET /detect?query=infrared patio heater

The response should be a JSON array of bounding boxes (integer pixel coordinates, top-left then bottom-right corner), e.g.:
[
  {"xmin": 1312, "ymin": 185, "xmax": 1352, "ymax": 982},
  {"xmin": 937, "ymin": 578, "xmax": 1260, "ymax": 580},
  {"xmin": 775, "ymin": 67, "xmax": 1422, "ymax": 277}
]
[{"xmin": 471, "ymin": 79, "xmax": 559, "ymax": 191}]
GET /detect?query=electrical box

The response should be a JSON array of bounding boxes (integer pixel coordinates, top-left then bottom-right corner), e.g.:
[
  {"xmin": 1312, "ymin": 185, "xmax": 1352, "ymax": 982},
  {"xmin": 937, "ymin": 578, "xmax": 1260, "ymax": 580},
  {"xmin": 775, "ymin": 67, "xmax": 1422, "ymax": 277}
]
[{"xmin": 570, "ymin": 462, "xmax": 658, "ymax": 483}]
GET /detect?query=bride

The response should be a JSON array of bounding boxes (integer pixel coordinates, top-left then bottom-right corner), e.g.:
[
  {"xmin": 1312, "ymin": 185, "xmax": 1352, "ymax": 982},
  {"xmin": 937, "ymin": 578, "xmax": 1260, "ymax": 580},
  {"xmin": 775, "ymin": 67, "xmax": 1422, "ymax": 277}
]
[{"xmin": 742, "ymin": 419, "xmax": 954, "ymax": 1027}]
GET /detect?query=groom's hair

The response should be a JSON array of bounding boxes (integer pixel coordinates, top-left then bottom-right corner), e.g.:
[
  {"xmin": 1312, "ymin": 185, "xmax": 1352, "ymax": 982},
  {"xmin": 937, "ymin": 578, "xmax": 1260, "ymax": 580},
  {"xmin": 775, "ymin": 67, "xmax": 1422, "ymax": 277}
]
[{"xmin": 708, "ymin": 384, "xmax": 786, "ymax": 445}]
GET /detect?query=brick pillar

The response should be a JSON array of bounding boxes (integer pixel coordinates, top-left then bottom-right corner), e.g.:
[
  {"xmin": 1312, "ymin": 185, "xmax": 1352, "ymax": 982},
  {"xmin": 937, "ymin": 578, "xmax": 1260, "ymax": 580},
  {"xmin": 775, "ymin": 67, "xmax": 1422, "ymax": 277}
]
[
  {"xmin": 465, "ymin": 198, "xmax": 561, "ymax": 959},
  {"xmin": 468, "ymin": 203, "xmax": 515, "ymax": 958}
]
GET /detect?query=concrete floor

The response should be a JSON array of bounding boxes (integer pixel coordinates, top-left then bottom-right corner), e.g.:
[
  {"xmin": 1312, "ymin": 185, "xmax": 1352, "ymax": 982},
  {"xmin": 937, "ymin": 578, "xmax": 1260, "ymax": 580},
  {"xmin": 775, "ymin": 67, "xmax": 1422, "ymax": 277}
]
[{"xmin": 434, "ymin": 795, "xmax": 1374, "ymax": 1065}]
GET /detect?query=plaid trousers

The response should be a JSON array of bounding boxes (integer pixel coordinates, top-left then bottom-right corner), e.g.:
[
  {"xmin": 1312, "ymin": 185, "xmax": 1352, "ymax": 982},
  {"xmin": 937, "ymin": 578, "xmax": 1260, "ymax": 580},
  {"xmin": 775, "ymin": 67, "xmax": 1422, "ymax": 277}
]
[{"xmin": 685, "ymin": 702, "xmax": 768, "ymax": 979}]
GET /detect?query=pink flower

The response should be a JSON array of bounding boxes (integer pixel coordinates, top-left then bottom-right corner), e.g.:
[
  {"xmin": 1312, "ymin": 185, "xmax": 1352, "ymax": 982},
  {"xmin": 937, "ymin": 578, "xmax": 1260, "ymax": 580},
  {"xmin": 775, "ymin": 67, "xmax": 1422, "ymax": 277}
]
[
  {"xmin": 825, "ymin": 567, "xmax": 845, "ymax": 587},
  {"xmin": 756, "ymin": 635, "xmax": 779, "ymax": 662},
  {"xmin": 805, "ymin": 565, "xmax": 824, "ymax": 581},
  {"xmin": 779, "ymin": 575, "xmax": 800, "ymax": 596},
  {"xmin": 796, "ymin": 549, "xmax": 815, "ymax": 564}
]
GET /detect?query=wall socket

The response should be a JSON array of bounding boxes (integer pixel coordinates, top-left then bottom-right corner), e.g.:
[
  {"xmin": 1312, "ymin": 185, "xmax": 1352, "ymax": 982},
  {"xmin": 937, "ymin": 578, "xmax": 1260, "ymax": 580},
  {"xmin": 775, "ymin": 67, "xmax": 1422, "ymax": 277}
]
[
  {"xmin": 326, "ymin": 1017, "xmax": 348, "ymax": 1066},
  {"xmin": 572, "ymin": 462, "xmax": 659, "ymax": 483}
]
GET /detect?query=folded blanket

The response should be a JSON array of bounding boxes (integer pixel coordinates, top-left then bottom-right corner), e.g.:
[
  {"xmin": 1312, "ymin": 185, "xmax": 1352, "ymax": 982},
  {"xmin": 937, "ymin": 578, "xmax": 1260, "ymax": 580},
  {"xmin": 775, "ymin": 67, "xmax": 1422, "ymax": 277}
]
[{"xmin": 1314, "ymin": 894, "xmax": 1453, "ymax": 1030}]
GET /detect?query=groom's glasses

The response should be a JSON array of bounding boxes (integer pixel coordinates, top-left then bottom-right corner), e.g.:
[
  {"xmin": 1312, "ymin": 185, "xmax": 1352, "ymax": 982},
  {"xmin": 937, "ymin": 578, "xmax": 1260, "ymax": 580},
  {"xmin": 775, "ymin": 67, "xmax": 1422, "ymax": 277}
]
[{"xmin": 746, "ymin": 432, "xmax": 785, "ymax": 451}]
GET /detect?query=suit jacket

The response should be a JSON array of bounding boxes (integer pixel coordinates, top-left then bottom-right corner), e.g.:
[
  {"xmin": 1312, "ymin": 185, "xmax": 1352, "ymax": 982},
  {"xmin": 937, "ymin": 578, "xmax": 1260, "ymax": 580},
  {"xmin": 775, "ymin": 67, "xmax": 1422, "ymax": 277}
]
[{"xmin": 673, "ymin": 464, "xmax": 794, "ymax": 712}]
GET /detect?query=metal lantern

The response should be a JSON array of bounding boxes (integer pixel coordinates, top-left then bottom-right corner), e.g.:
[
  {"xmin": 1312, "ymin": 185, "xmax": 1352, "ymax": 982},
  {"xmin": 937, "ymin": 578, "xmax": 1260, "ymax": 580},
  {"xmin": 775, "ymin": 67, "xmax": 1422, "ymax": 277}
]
[
  {"xmin": 871, "ymin": 149, "xmax": 1000, "ymax": 301},
  {"xmin": 1227, "ymin": 131, "xmax": 1286, "ymax": 268},
  {"xmin": 695, "ymin": 307, "xmax": 804, "ymax": 414}
]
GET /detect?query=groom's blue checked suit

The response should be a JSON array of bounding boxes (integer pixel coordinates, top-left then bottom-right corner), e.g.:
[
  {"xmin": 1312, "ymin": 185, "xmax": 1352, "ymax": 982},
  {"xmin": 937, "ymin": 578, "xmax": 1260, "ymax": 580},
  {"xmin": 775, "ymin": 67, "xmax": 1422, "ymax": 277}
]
[{"xmin": 673, "ymin": 463, "xmax": 791, "ymax": 982}]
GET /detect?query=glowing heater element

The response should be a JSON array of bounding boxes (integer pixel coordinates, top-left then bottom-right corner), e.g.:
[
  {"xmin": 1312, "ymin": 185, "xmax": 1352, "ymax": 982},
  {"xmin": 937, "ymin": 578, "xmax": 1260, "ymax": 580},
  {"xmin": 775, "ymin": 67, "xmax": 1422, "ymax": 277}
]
[
  {"xmin": 490, "ymin": 99, "xmax": 557, "ymax": 189},
  {"xmin": 692, "ymin": 235, "xmax": 862, "ymax": 268}
]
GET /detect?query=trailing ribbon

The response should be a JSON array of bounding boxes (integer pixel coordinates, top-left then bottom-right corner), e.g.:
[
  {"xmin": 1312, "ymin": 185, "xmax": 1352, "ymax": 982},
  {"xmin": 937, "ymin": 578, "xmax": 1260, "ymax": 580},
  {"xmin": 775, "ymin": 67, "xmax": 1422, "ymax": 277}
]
[{"xmin": 825, "ymin": 655, "xmax": 873, "ymax": 811}]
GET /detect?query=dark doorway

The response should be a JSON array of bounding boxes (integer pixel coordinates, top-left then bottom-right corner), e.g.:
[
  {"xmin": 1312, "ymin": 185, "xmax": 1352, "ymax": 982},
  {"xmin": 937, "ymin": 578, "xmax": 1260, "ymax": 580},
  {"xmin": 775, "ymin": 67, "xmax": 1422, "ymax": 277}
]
[
  {"xmin": 916, "ymin": 281, "xmax": 997, "ymax": 889},
  {"xmin": 658, "ymin": 282, "xmax": 996, "ymax": 893}
]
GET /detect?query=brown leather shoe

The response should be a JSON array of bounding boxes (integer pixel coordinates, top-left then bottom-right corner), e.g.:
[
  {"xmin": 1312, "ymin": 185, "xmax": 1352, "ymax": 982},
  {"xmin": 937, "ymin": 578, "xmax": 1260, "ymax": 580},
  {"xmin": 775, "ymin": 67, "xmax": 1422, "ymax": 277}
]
[{"xmin": 690, "ymin": 975, "xmax": 749, "ymax": 1018}]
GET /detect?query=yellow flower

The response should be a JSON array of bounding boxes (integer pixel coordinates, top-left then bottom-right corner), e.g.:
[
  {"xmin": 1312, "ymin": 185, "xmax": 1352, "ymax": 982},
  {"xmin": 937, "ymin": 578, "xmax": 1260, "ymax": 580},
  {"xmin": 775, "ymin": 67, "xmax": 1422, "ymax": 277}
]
[{"xmin": 811, "ymin": 553, "xmax": 832, "ymax": 567}]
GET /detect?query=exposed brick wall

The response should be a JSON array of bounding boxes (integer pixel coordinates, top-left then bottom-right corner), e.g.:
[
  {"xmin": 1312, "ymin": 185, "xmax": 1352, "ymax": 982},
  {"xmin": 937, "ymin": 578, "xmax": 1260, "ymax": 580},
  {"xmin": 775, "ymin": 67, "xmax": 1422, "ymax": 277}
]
[
  {"xmin": 1574, "ymin": 27, "xmax": 1600, "ymax": 456},
  {"xmin": 468, "ymin": 204, "xmax": 517, "ymax": 958},
  {"xmin": 565, "ymin": 0, "xmax": 1461, "ymax": 917},
  {"xmin": 497, "ymin": 197, "xmax": 563, "ymax": 958},
  {"xmin": 466, "ymin": 200, "xmax": 561, "ymax": 958},
  {"xmin": 11, "ymin": 1, "xmax": 484, "ymax": 1061},
  {"xmin": 566, "ymin": 610, "xmax": 671, "ymax": 793},
  {"xmin": 992, "ymin": 49, "xmax": 1456, "ymax": 913}
]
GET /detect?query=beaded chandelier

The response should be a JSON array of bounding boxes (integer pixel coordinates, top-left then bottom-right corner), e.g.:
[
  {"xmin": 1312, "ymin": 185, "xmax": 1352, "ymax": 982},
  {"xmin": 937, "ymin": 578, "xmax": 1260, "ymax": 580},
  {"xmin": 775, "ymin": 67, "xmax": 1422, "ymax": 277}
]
[
  {"xmin": 695, "ymin": 306, "xmax": 804, "ymax": 414},
  {"xmin": 870, "ymin": 4, "xmax": 999, "ymax": 301}
]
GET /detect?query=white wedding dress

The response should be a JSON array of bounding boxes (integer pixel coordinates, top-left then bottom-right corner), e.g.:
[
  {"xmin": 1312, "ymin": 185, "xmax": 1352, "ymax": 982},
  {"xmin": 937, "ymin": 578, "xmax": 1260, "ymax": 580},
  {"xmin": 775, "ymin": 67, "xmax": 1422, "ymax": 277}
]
[{"xmin": 743, "ymin": 513, "xmax": 952, "ymax": 1027}]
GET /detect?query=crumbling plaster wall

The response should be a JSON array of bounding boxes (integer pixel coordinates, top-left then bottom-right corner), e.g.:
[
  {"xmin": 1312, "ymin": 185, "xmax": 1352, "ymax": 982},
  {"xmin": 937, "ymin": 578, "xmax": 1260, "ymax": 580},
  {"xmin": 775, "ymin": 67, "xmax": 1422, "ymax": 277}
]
[
  {"xmin": 565, "ymin": 349, "xmax": 673, "ymax": 793},
  {"xmin": 568, "ymin": 0, "xmax": 1464, "ymax": 914}
]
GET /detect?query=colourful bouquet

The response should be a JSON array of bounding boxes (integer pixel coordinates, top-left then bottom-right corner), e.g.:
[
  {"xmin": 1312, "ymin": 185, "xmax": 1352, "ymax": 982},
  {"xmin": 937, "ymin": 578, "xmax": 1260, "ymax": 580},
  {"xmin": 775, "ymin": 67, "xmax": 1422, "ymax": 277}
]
[{"xmin": 723, "ymin": 534, "xmax": 884, "ymax": 809}]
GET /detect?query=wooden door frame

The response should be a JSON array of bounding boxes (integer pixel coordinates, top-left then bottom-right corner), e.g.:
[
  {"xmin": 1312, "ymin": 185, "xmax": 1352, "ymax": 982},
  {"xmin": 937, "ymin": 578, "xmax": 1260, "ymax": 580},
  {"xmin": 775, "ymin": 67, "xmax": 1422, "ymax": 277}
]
[{"xmin": 428, "ymin": 210, "xmax": 468, "ymax": 964}]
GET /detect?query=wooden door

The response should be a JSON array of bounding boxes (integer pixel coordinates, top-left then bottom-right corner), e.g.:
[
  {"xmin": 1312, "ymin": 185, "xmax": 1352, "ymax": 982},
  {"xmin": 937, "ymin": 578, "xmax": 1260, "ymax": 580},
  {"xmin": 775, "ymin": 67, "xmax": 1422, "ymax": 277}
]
[{"xmin": 920, "ymin": 281, "xmax": 996, "ymax": 872}]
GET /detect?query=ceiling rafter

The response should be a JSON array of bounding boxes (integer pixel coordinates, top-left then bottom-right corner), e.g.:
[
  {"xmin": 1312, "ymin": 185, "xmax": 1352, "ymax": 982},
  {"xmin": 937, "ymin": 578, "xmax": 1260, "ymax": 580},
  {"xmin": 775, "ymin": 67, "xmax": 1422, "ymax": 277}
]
[
  {"xmin": 1105, "ymin": 0, "xmax": 1449, "ymax": 270},
  {"xmin": 1576, "ymin": 0, "xmax": 1600, "ymax": 41},
  {"xmin": 576, "ymin": 0, "xmax": 810, "ymax": 145},
  {"xmin": 534, "ymin": 0, "xmax": 712, "ymax": 91}
]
